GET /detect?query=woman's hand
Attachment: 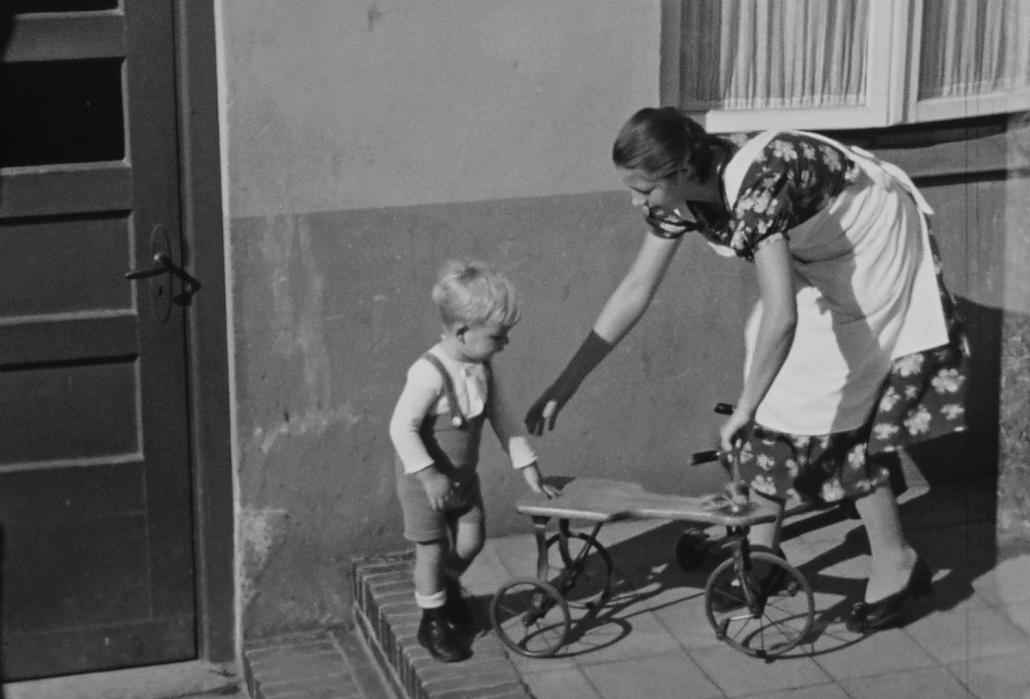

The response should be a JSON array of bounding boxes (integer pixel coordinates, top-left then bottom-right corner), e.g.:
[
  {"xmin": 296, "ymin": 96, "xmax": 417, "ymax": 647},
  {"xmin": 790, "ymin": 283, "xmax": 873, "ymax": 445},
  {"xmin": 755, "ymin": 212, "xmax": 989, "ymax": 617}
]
[
  {"xmin": 524, "ymin": 385, "xmax": 570, "ymax": 436},
  {"xmin": 720, "ymin": 407, "xmax": 755, "ymax": 454}
]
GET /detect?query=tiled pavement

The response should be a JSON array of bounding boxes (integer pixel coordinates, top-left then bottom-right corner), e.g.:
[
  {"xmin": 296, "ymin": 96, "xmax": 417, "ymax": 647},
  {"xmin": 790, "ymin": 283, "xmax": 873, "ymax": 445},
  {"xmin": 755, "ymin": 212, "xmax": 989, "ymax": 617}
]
[{"xmin": 250, "ymin": 475, "xmax": 1030, "ymax": 698}]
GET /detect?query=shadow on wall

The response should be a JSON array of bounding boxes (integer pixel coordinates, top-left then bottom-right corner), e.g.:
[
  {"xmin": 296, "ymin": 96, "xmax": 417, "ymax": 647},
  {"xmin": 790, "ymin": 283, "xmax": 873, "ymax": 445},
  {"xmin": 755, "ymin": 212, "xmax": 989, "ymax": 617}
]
[{"xmin": 900, "ymin": 295, "xmax": 1002, "ymax": 486}]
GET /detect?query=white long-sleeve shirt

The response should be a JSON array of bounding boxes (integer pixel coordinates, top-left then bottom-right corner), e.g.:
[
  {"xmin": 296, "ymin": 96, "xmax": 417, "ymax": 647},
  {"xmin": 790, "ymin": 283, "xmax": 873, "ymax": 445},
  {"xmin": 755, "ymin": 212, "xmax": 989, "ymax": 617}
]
[{"xmin": 388, "ymin": 346, "xmax": 537, "ymax": 474}]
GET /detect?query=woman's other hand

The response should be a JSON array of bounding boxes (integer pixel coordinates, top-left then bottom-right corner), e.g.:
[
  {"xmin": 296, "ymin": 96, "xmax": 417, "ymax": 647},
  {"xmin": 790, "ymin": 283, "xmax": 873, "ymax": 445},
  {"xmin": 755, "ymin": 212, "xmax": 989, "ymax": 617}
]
[{"xmin": 720, "ymin": 407, "xmax": 755, "ymax": 453}]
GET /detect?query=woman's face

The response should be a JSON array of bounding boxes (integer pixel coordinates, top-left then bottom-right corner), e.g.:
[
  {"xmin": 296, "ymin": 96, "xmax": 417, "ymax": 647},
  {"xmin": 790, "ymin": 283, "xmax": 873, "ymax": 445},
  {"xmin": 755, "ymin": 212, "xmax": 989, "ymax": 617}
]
[{"xmin": 619, "ymin": 166, "xmax": 697, "ymax": 217}]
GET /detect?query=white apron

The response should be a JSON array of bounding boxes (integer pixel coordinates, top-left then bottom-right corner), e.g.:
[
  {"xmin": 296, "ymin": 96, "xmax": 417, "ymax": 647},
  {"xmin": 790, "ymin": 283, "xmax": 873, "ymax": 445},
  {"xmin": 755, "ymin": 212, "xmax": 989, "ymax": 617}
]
[{"xmin": 722, "ymin": 131, "xmax": 949, "ymax": 435}]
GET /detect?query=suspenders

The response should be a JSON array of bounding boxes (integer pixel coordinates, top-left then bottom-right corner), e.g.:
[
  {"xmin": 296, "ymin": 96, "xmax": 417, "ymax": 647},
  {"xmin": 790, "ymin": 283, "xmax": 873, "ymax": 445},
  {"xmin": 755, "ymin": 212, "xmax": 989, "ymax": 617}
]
[{"xmin": 420, "ymin": 352, "xmax": 492, "ymax": 428}]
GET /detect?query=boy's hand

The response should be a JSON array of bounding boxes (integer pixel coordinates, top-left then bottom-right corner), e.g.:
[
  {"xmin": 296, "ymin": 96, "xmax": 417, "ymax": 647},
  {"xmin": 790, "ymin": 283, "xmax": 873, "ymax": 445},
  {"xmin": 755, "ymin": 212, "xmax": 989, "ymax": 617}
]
[
  {"xmin": 415, "ymin": 467, "xmax": 453, "ymax": 511},
  {"xmin": 521, "ymin": 463, "xmax": 560, "ymax": 498}
]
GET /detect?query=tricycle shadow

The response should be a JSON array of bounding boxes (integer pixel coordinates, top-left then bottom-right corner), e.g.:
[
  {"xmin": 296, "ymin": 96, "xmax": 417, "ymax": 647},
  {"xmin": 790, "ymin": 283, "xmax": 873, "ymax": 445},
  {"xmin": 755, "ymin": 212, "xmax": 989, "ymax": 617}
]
[{"xmin": 483, "ymin": 479, "xmax": 980, "ymax": 662}]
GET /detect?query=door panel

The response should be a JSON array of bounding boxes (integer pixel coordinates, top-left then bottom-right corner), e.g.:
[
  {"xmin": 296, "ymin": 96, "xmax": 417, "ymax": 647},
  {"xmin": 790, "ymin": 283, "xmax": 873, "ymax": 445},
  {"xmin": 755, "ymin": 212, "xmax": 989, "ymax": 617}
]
[{"xmin": 0, "ymin": 3, "xmax": 196, "ymax": 680}]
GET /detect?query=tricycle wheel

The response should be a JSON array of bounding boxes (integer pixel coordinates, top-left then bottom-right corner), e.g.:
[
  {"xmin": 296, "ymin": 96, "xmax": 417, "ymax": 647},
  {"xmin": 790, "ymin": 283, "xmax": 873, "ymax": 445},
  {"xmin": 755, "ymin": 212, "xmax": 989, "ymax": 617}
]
[
  {"xmin": 490, "ymin": 578, "xmax": 570, "ymax": 657},
  {"xmin": 545, "ymin": 532, "xmax": 613, "ymax": 608},
  {"xmin": 704, "ymin": 550, "xmax": 814, "ymax": 659}
]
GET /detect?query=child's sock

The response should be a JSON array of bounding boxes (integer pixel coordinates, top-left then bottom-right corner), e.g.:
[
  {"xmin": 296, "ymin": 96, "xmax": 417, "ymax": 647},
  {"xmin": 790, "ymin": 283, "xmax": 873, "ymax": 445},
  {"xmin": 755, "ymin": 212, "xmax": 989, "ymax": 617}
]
[
  {"xmin": 415, "ymin": 590, "xmax": 446, "ymax": 610},
  {"xmin": 415, "ymin": 590, "xmax": 469, "ymax": 662}
]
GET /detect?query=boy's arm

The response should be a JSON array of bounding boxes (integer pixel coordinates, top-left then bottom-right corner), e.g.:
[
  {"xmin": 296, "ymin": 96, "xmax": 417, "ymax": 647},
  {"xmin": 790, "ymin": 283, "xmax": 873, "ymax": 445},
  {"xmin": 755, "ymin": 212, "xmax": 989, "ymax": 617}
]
[
  {"xmin": 487, "ymin": 367, "xmax": 558, "ymax": 497},
  {"xmin": 485, "ymin": 365, "xmax": 537, "ymax": 469},
  {"xmin": 388, "ymin": 360, "xmax": 441, "ymax": 475}
]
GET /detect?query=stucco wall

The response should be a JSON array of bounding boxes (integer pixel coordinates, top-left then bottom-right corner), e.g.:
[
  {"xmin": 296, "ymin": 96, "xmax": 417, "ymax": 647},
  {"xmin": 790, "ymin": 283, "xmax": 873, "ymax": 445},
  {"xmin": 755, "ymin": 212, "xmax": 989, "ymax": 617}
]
[
  {"xmin": 215, "ymin": 0, "xmax": 1030, "ymax": 639},
  {"xmin": 216, "ymin": 0, "xmax": 706, "ymax": 638}
]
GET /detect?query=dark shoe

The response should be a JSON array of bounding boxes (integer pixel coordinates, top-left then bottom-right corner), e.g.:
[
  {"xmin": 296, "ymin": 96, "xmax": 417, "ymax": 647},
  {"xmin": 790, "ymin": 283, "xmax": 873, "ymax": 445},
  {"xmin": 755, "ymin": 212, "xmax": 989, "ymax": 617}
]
[
  {"xmin": 846, "ymin": 556, "xmax": 932, "ymax": 633},
  {"xmin": 709, "ymin": 547, "xmax": 789, "ymax": 613},
  {"xmin": 443, "ymin": 576, "xmax": 476, "ymax": 633},
  {"xmin": 417, "ymin": 607, "xmax": 471, "ymax": 662}
]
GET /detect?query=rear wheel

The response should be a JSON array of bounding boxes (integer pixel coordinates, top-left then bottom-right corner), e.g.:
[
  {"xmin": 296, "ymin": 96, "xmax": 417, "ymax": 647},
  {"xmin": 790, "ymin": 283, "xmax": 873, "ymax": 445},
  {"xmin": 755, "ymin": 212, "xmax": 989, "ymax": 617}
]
[{"xmin": 490, "ymin": 578, "xmax": 570, "ymax": 658}]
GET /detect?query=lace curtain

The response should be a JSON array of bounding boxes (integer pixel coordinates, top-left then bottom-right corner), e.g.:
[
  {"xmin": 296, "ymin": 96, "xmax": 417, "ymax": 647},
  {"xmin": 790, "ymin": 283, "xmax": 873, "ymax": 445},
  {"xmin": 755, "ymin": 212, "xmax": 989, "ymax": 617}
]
[
  {"xmin": 679, "ymin": 0, "xmax": 869, "ymax": 111},
  {"xmin": 678, "ymin": 0, "xmax": 1029, "ymax": 115},
  {"xmin": 918, "ymin": 0, "xmax": 1030, "ymax": 100}
]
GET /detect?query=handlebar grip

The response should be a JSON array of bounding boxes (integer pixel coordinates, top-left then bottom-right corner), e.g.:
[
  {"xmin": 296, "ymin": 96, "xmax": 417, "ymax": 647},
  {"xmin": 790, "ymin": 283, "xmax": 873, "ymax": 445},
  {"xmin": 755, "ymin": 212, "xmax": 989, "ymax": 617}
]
[
  {"xmin": 690, "ymin": 450, "xmax": 721, "ymax": 465},
  {"xmin": 714, "ymin": 402, "xmax": 734, "ymax": 415}
]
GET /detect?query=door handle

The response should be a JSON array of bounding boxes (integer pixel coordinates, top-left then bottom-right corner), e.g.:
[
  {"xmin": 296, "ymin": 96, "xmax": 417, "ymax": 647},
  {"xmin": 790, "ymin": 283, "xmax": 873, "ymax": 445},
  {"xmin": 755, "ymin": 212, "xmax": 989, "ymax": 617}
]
[{"xmin": 125, "ymin": 251, "xmax": 202, "ymax": 305}]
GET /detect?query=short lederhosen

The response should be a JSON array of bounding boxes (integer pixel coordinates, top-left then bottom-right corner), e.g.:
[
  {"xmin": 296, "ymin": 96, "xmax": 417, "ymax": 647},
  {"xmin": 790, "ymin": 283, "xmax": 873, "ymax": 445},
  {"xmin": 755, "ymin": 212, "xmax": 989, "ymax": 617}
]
[{"xmin": 395, "ymin": 353, "xmax": 488, "ymax": 542}]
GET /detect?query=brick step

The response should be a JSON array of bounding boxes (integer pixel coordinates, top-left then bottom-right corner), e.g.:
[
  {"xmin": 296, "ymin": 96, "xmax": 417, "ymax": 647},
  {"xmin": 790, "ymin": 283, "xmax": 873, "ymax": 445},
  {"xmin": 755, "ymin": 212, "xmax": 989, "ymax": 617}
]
[{"xmin": 353, "ymin": 552, "xmax": 531, "ymax": 699}]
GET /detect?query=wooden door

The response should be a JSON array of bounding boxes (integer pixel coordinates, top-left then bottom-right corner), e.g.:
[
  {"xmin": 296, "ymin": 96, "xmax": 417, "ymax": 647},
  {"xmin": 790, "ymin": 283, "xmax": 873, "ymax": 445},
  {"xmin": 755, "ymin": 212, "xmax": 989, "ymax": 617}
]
[{"xmin": 0, "ymin": 2, "xmax": 197, "ymax": 680}]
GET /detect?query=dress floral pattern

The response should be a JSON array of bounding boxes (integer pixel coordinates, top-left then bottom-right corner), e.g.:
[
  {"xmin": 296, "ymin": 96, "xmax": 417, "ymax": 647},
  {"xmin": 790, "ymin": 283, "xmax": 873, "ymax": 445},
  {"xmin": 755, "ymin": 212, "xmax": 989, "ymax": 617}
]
[
  {"xmin": 646, "ymin": 132, "xmax": 858, "ymax": 261},
  {"xmin": 642, "ymin": 132, "xmax": 970, "ymax": 504}
]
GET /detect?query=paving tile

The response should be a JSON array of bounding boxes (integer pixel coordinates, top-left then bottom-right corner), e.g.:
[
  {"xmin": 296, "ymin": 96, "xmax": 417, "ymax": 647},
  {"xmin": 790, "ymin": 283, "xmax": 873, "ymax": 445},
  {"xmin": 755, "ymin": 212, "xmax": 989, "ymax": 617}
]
[
  {"xmin": 689, "ymin": 643, "xmax": 833, "ymax": 697},
  {"xmin": 579, "ymin": 650, "xmax": 722, "ymax": 699},
  {"xmin": 490, "ymin": 532, "xmax": 542, "ymax": 579},
  {"xmin": 649, "ymin": 585, "xmax": 727, "ymax": 650},
  {"xmin": 899, "ymin": 485, "xmax": 994, "ymax": 531},
  {"xmin": 947, "ymin": 652, "xmax": 1030, "ymax": 699},
  {"xmin": 519, "ymin": 667, "xmax": 601, "ymax": 699},
  {"xmin": 993, "ymin": 600, "xmax": 1030, "ymax": 636},
  {"xmin": 908, "ymin": 522, "xmax": 998, "ymax": 577},
  {"xmin": 925, "ymin": 567, "xmax": 993, "ymax": 613},
  {"xmin": 738, "ymin": 683, "xmax": 851, "ymax": 699},
  {"xmin": 905, "ymin": 605, "xmax": 1030, "ymax": 665},
  {"xmin": 568, "ymin": 607, "xmax": 684, "ymax": 664},
  {"xmin": 839, "ymin": 666, "xmax": 973, "ymax": 699},
  {"xmin": 812, "ymin": 626, "xmax": 937, "ymax": 680},
  {"xmin": 969, "ymin": 552, "xmax": 1030, "ymax": 608},
  {"xmin": 503, "ymin": 650, "xmax": 580, "ymax": 675},
  {"xmin": 463, "ymin": 541, "xmax": 513, "ymax": 597}
]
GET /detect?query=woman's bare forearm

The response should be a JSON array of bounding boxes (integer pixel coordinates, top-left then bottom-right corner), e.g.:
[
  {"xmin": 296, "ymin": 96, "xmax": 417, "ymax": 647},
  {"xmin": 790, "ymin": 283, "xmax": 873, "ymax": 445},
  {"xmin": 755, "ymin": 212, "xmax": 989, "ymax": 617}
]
[{"xmin": 593, "ymin": 234, "xmax": 681, "ymax": 344}]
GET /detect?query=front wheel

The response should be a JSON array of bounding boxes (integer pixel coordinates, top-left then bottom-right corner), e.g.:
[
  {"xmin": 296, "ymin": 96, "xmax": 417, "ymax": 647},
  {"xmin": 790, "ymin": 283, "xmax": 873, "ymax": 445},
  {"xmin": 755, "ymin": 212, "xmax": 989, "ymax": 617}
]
[
  {"xmin": 490, "ymin": 578, "xmax": 570, "ymax": 658},
  {"xmin": 545, "ymin": 532, "xmax": 613, "ymax": 609},
  {"xmin": 704, "ymin": 550, "xmax": 814, "ymax": 659}
]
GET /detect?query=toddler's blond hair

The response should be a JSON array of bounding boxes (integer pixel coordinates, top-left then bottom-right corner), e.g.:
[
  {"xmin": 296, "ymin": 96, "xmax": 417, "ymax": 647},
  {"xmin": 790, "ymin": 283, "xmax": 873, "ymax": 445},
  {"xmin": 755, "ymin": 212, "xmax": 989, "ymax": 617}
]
[{"xmin": 431, "ymin": 260, "xmax": 521, "ymax": 328}]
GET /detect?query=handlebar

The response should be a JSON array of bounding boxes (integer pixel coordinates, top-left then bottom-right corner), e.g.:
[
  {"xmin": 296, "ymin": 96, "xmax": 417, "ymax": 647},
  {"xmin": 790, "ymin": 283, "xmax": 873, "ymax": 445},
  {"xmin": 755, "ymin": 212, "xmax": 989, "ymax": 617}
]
[{"xmin": 688, "ymin": 402, "xmax": 736, "ymax": 465}]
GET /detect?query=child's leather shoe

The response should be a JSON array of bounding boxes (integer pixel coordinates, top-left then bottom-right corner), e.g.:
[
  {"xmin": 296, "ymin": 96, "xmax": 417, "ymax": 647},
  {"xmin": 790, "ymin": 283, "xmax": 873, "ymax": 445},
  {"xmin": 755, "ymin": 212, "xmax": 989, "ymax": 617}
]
[
  {"xmin": 417, "ymin": 607, "xmax": 470, "ymax": 662},
  {"xmin": 443, "ymin": 576, "xmax": 476, "ymax": 633}
]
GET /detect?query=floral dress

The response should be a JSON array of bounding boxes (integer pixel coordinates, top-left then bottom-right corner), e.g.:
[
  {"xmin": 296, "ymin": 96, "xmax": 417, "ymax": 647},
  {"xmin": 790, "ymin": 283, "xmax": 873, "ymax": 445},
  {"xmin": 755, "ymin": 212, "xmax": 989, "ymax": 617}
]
[{"xmin": 646, "ymin": 131, "xmax": 970, "ymax": 504}]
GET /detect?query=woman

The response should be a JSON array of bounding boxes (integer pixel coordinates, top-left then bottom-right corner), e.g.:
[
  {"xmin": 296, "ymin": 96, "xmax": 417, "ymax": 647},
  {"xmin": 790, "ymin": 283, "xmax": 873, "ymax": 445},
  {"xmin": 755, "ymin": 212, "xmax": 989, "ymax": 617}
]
[{"xmin": 525, "ymin": 107, "xmax": 969, "ymax": 632}]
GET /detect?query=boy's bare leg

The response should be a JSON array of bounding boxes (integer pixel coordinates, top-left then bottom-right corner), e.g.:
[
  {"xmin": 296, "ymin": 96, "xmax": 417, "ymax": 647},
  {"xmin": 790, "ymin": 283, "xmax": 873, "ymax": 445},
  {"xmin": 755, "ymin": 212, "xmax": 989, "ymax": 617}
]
[
  {"xmin": 414, "ymin": 540, "xmax": 446, "ymax": 596},
  {"xmin": 448, "ymin": 520, "xmax": 485, "ymax": 576}
]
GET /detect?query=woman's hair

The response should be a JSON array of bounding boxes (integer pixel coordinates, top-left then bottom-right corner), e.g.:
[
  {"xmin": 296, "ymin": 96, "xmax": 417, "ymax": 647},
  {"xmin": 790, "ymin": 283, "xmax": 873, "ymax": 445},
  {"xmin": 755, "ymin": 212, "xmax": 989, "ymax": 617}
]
[
  {"xmin": 431, "ymin": 260, "xmax": 521, "ymax": 328},
  {"xmin": 612, "ymin": 107, "xmax": 727, "ymax": 181}
]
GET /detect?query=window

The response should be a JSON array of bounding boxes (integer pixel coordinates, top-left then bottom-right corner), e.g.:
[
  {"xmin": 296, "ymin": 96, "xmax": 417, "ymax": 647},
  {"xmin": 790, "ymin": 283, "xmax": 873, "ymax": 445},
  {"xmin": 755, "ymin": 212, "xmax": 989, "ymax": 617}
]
[{"xmin": 662, "ymin": 0, "xmax": 1030, "ymax": 132}]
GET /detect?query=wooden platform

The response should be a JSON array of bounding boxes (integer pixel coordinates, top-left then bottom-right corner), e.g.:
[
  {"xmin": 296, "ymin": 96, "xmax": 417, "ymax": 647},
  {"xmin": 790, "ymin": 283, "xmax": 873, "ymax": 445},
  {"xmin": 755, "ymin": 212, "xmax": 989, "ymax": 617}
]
[{"xmin": 515, "ymin": 477, "xmax": 781, "ymax": 528}]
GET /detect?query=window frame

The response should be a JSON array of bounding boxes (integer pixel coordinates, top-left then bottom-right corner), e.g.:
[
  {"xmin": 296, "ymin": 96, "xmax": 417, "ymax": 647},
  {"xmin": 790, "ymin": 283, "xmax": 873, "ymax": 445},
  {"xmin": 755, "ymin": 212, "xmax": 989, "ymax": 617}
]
[
  {"xmin": 904, "ymin": 0, "xmax": 1030, "ymax": 124},
  {"xmin": 661, "ymin": 0, "xmax": 1030, "ymax": 133}
]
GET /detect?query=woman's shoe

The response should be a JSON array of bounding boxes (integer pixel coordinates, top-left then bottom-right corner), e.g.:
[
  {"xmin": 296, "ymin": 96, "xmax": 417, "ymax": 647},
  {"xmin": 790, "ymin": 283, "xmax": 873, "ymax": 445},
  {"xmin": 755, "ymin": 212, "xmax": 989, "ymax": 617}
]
[{"xmin": 845, "ymin": 556, "xmax": 932, "ymax": 633}]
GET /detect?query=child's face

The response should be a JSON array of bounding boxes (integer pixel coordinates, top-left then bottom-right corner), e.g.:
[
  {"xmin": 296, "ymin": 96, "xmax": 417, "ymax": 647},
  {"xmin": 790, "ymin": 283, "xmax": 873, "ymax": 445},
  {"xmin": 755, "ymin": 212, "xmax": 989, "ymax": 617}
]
[{"xmin": 457, "ymin": 320, "xmax": 511, "ymax": 362}]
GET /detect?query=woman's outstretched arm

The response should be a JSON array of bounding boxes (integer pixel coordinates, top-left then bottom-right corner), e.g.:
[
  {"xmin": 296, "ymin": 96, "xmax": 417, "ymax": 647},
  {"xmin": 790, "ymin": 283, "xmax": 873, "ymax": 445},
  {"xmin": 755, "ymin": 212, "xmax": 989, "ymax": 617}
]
[
  {"xmin": 526, "ymin": 233, "xmax": 682, "ymax": 434},
  {"xmin": 593, "ymin": 233, "xmax": 682, "ymax": 343}
]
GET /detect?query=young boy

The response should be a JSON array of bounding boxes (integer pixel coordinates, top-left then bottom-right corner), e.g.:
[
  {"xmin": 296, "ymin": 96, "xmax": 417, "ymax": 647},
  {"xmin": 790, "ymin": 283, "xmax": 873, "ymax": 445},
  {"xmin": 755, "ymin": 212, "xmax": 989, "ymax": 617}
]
[{"xmin": 389, "ymin": 260, "xmax": 558, "ymax": 662}]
